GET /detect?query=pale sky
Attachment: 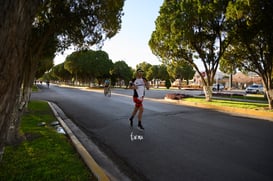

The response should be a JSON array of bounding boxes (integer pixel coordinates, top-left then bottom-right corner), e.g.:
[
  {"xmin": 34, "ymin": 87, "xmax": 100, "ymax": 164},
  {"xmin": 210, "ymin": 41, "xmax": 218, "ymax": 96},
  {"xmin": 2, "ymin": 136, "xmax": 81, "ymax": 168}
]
[{"xmin": 54, "ymin": 0, "xmax": 164, "ymax": 68}]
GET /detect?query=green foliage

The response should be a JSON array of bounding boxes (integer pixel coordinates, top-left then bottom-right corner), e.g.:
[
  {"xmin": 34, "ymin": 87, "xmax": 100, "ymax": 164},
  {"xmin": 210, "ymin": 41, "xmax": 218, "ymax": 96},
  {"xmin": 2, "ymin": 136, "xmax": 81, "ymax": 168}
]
[
  {"xmin": 224, "ymin": 0, "xmax": 273, "ymax": 108},
  {"xmin": 33, "ymin": 0, "xmax": 125, "ymax": 81},
  {"xmin": 136, "ymin": 62, "xmax": 152, "ymax": 75},
  {"xmin": 50, "ymin": 63, "xmax": 72, "ymax": 81},
  {"xmin": 146, "ymin": 65, "xmax": 160, "ymax": 80},
  {"xmin": 135, "ymin": 62, "xmax": 170, "ymax": 82},
  {"xmin": 111, "ymin": 61, "xmax": 133, "ymax": 86},
  {"xmin": 167, "ymin": 60, "xmax": 195, "ymax": 84},
  {"xmin": 165, "ymin": 79, "xmax": 171, "ymax": 89},
  {"xmin": 158, "ymin": 64, "xmax": 170, "ymax": 81},
  {"xmin": 35, "ymin": 57, "xmax": 54, "ymax": 79},
  {"xmin": 219, "ymin": 46, "xmax": 238, "ymax": 75},
  {"xmin": 225, "ymin": 0, "xmax": 273, "ymax": 73},
  {"xmin": 64, "ymin": 50, "xmax": 113, "ymax": 83},
  {"xmin": 0, "ymin": 101, "xmax": 95, "ymax": 180},
  {"xmin": 34, "ymin": 0, "xmax": 125, "ymax": 50},
  {"xmin": 149, "ymin": 0, "xmax": 232, "ymax": 88}
]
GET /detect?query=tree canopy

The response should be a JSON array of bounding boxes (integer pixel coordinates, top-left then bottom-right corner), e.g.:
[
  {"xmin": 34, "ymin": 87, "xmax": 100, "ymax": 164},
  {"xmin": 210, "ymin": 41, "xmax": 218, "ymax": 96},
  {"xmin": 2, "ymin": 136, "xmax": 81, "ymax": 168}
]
[
  {"xmin": 149, "ymin": 0, "xmax": 232, "ymax": 101},
  {"xmin": 224, "ymin": 0, "xmax": 273, "ymax": 108},
  {"xmin": 0, "ymin": 0, "xmax": 125, "ymax": 155},
  {"xmin": 111, "ymin": 61, "xmax": 133, "ymax": 87},
  {"xmin": 167, "ymin": 61, "xmax": 195, "ymax": 85},
  {"xmin": 33, "ymin": 0, "xmax": 124, "ymax": 51},
  {"xmin": 50, "ymin": 63, "xmax": 72, "ymax": 82},
  {"xmin": 64, "ymin": 50, "xmax": 113, "ymax": 85}
]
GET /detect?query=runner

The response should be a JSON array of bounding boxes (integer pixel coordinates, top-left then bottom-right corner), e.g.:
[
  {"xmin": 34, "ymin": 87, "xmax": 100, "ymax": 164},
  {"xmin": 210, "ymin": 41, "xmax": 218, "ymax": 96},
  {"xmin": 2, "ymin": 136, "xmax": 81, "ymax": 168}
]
[{"xmin": 128, "ymin": 68, "xmax": 149, "ymax": 131}]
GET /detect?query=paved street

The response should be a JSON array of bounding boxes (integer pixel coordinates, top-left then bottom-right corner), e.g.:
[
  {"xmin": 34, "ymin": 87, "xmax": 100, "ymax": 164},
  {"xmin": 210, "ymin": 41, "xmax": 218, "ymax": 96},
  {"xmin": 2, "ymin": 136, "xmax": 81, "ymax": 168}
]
[{"xmin": 31, "ymin": 84, "xmax": 273, "ymax": 181}]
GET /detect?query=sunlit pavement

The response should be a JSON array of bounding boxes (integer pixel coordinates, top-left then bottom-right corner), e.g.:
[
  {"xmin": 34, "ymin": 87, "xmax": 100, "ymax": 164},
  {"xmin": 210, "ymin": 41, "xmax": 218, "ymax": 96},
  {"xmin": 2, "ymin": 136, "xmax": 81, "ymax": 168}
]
[{"xmin": 32, "ymin": 84, "xmax": 273, "ymax": 181}]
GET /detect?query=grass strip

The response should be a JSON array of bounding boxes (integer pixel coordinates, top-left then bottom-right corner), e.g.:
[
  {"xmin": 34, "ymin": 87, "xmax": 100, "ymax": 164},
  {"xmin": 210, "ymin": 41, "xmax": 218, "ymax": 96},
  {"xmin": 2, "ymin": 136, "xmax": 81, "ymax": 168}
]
[
  {"xmin": 184, "ymin": 97, "xmax": 270, "ymax": 111},
  {"xmin": 0, "ymin": 100, "xmax": 96, "ymax": 181}
]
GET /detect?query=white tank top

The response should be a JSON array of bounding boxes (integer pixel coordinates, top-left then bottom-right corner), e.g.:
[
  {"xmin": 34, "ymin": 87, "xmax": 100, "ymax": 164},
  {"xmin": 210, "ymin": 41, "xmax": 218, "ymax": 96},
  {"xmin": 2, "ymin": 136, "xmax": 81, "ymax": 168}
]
[{"xmin": 134, "ymin": 78, "xmax": 145, "ymax": 98}]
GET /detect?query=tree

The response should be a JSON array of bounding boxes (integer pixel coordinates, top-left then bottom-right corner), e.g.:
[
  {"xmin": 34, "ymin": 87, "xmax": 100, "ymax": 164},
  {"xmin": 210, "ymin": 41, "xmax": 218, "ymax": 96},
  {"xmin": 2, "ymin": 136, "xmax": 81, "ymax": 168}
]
[
  {"xmin": 149, "ymin": 0, "xmax": 232, "ymax": 101},
  {"xmin": 35, "ymin": 57, "xmax": 54, "ymax": 80},
  {"xmin": 64, "ymin": 51, "xmax": 84, "ymax": 83},
  {"xmin": 158, "ymin": 64, "xmax": 170, "ymax": 82},
  {"xmin": 225, "ymin": 0, "xmax": 273, "ymax": 109},
  {"xmin": 0, "ymin": 1, "xmax": 40, "ymax": 156},
  {"xmin": 6, "ymin": 53, "xmax": 55, "ymax": 145},
  {"xmin": 0, "ymin": 0, "xmax": 124, "ymax": 156},
  {"xmin": 136, "ymin": 62, "xmax": 152, "ymax": 73},
  {"xmin": 158, "ymin": 64, "xmax": 171, "ymax": 89},
  {"xmin": 64, "ymin": 50, "xmax": 113, "ymax": 86},
  {"xmin": 167, "ymin": 61, "xmax": 195, "ymax": 86},
  {"xmin": 219, "ymin": 45, "xmax": 239, "ymax": 90},
  {"xmin": 111, "ymin": 61, "xmax": 133, "ymax": 87},
  {"xmin": 146, "ymin": 64, "xmax": 170, "ymax": 88},
  {"xmin": 146, "ymin": 65, "xmax": 160, "ymax": 87},
  {"xmin": 165, "ymin": 79, "xmax": 171, "ymax": 89},
  {"xmin": 146, "ymin": 65, "xmax": 159, "ymax": 80},
  {"xmin": 50, "ymin": 63, "xmax": 72, "ymax": 82}
]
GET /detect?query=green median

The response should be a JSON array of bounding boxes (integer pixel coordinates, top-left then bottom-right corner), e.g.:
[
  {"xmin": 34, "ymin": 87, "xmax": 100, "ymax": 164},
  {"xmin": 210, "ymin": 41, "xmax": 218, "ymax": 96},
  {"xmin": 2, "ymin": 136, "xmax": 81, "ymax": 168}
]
[
  {"xmin": 183, "ymin": 97, "xmax": 270, "ymax": 111},
  {"xmin": 0, "ymin": 100, "xmax": 96, "ymax": 181}
]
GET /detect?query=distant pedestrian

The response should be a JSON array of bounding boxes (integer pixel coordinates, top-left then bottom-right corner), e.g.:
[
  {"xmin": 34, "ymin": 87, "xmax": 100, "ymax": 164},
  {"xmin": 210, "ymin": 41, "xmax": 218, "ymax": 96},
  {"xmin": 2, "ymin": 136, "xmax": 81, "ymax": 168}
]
[
  {"xmin": 128, "ymin": 68, "xmax": 149, "ymax": 131},
  {"xmin": 46, "ymin": 80, "xmax": 50, "ymax": 88}
]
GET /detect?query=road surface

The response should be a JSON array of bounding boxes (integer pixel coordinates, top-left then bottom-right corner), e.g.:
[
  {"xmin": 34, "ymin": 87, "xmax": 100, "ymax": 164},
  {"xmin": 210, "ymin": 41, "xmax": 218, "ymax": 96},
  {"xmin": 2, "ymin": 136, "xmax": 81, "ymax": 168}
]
[{"xmin": 31, "ymin": 84, "xmax": 273, "ymax": 181}]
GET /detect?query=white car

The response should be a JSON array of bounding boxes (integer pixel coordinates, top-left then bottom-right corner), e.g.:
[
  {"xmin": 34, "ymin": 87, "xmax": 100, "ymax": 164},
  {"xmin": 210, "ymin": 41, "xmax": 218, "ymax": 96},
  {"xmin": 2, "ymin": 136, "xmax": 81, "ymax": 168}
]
[
  {"xmin": 212, "ymin": 84, "xmax": 224, "ymax": 91},
  {"xmin": 245, "ymin": 84, "xmax": 264, "ymax": 94}
]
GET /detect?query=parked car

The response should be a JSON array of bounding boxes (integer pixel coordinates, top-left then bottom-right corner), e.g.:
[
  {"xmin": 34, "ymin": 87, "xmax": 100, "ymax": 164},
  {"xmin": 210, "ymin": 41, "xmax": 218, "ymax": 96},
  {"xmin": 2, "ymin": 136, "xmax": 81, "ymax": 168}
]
[
  {"xmin": 245, "ymin": 84, "xmax": 264, "ymax": 94},
  {"xmin": 212, "ymin": 83, "xmax": 224, "ymax": 91}
]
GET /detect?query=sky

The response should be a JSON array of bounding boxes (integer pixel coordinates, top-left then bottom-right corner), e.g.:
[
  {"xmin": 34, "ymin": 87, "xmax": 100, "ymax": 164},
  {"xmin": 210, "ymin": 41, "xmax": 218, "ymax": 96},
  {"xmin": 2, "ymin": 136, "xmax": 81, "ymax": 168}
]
[{"xmin": 54, "ymin": 0, "xmax": 164, "ymax": 68}]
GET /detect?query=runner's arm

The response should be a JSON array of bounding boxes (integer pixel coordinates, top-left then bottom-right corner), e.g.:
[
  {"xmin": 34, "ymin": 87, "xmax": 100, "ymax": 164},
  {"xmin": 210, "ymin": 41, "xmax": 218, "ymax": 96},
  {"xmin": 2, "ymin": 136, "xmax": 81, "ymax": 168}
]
[
  {"xmin": 144, "ymin": 78, "xmax": 149, "ymax": 90},
  {"xmin": 129, "ymin": 80, "xmax": 137, "ymax": 89}
]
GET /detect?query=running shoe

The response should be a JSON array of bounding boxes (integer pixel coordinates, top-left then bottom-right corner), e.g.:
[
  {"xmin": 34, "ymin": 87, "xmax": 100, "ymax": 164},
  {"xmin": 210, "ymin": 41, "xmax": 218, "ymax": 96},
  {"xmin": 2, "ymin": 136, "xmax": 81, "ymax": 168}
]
[{"xmin": 137, "ymin": 122, "xmax": 144, "ymax": 131}]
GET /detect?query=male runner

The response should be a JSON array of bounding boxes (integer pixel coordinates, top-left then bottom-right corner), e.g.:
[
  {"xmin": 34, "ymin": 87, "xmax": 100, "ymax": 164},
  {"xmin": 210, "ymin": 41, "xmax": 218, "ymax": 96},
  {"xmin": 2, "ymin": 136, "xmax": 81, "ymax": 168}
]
[{"xmin": 128, "ymin": 68, "xmax": 149, "ymax": 131}]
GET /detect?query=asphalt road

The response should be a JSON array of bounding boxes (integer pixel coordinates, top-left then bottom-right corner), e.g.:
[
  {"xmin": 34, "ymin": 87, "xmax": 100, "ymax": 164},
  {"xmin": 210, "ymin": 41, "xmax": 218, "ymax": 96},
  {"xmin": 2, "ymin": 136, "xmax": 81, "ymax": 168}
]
[{"xmin": 31, "ymin": 84, "xmax": 273, "ymax": 181}]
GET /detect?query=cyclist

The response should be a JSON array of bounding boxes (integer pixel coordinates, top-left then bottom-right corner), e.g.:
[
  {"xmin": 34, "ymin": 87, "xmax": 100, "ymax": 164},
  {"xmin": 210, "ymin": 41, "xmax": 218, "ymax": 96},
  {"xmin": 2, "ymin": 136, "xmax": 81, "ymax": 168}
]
[{"xmin": 104, "ymin": 79, "xmax": 111, "ymax": 96}]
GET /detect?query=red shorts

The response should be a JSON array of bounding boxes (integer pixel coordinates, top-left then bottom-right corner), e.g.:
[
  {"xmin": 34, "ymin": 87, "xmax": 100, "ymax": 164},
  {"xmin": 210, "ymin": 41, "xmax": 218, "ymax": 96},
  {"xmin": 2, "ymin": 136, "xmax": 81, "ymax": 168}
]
[{"xmin": 133, "ymin": 97, "xmax": 143, "ymax": 107}]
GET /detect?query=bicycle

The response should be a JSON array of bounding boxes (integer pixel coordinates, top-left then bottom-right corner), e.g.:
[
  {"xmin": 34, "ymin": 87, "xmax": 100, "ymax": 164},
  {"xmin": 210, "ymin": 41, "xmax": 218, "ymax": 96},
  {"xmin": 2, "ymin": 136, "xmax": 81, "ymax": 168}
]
[{"xmin": 104, "ymin": 86, "xmax": 111, "ymax": 97}]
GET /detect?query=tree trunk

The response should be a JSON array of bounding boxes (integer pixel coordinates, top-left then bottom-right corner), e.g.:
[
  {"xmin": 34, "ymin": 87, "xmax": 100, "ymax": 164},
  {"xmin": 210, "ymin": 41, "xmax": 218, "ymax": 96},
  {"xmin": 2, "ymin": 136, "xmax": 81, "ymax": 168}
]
[
  {"xmin": 197, "ymin": 67, "xmax": 216, "ymax": 102},
  {"xmin": 6, "ymin": 92, "xmax": 24, "ymax": 145},
  {"xmin": 265, "ymin": 89, "xmax": 273, "ymax": 110},
  {"xmin": 6, "ymin": 53, "xmax": 38, "ymax": 145},
  {"xmin": 0, "ymin": 0, "xmax": 40, "ymax": 157},
  {"xmin": 261, "ymin": 71, "xmax": 273, "ymax": 110},
  {"xmin": 229, "ymin": 73, "xmax": 233, "ymax": 90},
  {"xmin": 203, "ymin": 85, "xmax": 213, "ymax": 101}
]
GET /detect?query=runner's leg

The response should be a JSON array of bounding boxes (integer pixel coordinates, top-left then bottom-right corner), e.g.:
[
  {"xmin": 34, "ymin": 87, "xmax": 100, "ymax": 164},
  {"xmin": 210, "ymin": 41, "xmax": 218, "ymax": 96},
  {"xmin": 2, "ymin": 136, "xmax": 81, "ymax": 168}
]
[{"xmin": 130, "ymin": 106, "xmax": 139, "ymax": 120}]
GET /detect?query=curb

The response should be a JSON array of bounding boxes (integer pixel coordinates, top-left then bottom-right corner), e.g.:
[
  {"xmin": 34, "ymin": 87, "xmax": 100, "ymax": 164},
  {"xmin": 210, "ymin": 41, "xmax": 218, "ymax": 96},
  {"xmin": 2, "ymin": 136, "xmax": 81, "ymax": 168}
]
[
  {"xmin": 48, "ymin": 102, "xmax": 110, "ymax": 181},
  {"xmin": 164, "ymin": 98, "xmax": 273, "ymax": 122}
]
